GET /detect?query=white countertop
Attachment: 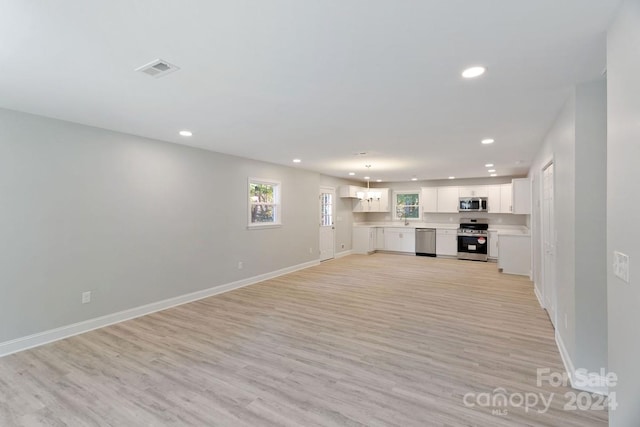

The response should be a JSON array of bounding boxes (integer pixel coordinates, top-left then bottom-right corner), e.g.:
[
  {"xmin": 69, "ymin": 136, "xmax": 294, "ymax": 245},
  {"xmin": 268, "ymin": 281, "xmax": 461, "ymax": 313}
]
[{"xmin": 353, "ymin": 222, "xmax": 529, "ymax": 234}]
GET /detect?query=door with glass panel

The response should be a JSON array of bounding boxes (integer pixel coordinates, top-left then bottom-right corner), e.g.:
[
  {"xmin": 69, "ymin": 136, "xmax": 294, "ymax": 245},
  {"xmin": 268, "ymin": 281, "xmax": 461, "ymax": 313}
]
[{"xmin": 319, "ymin": 187, "xmax": 335, "ymax": 261}]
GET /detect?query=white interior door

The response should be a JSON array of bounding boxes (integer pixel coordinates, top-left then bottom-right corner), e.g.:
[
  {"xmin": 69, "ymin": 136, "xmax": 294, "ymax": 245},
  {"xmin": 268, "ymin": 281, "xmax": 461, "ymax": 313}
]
[
  {"xmin": 319, "ymin": 187, "xmax": 335, "ymax": 261},
  {"xmin": 542, "ymin": 163, "xmax": 557, "ymax": 327}
]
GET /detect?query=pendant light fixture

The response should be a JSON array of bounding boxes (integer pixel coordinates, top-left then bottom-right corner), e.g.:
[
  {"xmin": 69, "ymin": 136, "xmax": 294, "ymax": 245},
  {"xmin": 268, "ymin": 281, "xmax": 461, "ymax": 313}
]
[{"xmin": 356, "ymin": 165, "xmax": 381, "ymax": 201}]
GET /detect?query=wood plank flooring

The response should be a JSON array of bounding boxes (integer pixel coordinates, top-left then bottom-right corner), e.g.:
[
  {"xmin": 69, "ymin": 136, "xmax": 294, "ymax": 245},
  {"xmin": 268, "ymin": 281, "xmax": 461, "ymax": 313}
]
[{"xmin": 0, "ymin": 254, "xmax": 607, "ymax": 426}]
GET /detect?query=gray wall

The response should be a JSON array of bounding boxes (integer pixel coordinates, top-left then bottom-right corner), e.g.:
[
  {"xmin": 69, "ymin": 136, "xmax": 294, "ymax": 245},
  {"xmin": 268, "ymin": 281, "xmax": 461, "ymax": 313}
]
[
  {"xmin": 607, "ymin": 1, "xmax": 640, "ymax": 424},
  {"xmin": 574, "ymin": 79, "xmax": 608, "ymax": 374},
  {"xmin": 0, "ymin": 108, "xmax": 353, "ymax": 343},
  {"xmin": 528, "ymin": 78, "xmax": 607, "ymax": 375},
  {"xmin": 530, "ymin": 92, "xmax": 577, "ymax": 359}
]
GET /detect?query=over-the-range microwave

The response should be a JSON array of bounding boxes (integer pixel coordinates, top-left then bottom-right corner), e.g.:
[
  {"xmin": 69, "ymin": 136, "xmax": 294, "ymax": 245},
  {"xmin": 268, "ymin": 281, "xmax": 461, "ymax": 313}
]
[{"xmin": 458, "ymin": 197, "xmax": 488, "ymax": 212}]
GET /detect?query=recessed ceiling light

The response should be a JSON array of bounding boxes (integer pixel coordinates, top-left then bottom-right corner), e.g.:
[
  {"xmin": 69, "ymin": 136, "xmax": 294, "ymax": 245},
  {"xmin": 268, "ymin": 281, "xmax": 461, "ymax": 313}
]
[
  {"xmin": 485, "ymin": 163, "xmax": 494, "ymax": 167},
  {"xmin": 364, "ymin": 176, "xmax": 370, "ymax": 180},
  {"xmin": 411, "ymin": 177, "xmax": 418, "ymax": 181},
  {"xmin": 448, "ymin": 176, "xmax": 455, "ymax": 180},
  {"xmin": 179, "ymin": 130, "xmax": 193, "ymax": 137},
  {"xmin": 376, "ymin": 179, "xmax": 382, "ymax": 183},
  {"xmin": 490, "ymin": 174, "xmax": 497, "ymax": 177},
  {"xmin": 481, "ymin": 138, "xmax": 495, "ymax": 145},
  {"xmin": 348, "ymin": 172, "xmax": 355, "ymax": 176},
  {"xmin": 462, "ymin": 66, "xmax": 486, "ymax": 79},
  {"xmin": 292, "ymin": 159, "xmax": 301, "ymax": 163},
  {"xmin": 488, "ymin": 169, "xmax": 496, "ymax": 173}
]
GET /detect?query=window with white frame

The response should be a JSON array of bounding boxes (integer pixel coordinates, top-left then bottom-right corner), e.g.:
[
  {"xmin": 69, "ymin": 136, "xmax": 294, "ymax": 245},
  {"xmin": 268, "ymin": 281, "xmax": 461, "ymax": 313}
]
[
  {"xmin": 394, "ymin": 191, "xmax": 420, "ymax": 221},
  {"xmin": 248, "ymin": 178, "xmax": 281, "ymax": 227}
]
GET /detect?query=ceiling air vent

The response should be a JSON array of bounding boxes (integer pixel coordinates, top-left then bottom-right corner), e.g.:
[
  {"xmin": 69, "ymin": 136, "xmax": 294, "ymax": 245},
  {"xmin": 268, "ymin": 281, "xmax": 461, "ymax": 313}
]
[{"xmin": 135, "ymin": 59, "xmax": 180, "ymax": 78}]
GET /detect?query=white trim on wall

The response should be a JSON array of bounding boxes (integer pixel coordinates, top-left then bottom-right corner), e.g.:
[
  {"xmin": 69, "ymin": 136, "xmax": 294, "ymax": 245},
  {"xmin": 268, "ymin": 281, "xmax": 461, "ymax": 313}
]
[
  {"xmin": 0, "ymin": 259, "xmax": 319, "ymax": 358},
  {"xmin": 556, "ymin": 330, "xmax": 609, "ymax": 396}
]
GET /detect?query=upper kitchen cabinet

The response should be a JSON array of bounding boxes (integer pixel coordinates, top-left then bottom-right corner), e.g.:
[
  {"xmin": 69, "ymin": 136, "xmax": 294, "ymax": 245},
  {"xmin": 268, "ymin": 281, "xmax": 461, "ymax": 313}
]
[
  {"xmin": 367, "ymin": 188, "xmax": 391, "ymax": 212},
  {"xmin": 339, "ymin": 185, "xmax": 363, "ymax": 198},
  {"xmin": 512, "ymin": 178, "xmax": 531, "ymax": 214},
  {"xmin": 421, "ymin": 187, "xmax": 438, "ymax": 212},
  {"xmin": 487, "ymin": 185, "xmax": 502, "ymax": 213},
  {"xmin": 458, "ymin": 186, "xmax": 488, "ymax": 198},
  {"xmin": 500, "ymin": 184, "xmax": 513, "ymax": 213},
  {"xmin": 437, "ymin": 187, "xmax": 459, "ymax": 213},
  {"xmin": 346, "ymin": 187, "xmax": 391, "ymax": 213}
]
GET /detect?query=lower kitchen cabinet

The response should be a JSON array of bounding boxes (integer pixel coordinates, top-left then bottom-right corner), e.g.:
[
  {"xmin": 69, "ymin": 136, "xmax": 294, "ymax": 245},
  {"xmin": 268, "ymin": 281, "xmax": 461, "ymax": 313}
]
[
  {"xmin": 497, "ymin": 234, "xmax": 531, "ymax": 276},
  {"xmin": 384, "ymin": 228, "xmax": 415, "ymax": 253},
  {"xmin": 436, "ymin": 229, "xmax": 457, "ymax": 256},
  {"xmin": 375, "ymin": 227, "xmax": 385, "ymax": 250},
  {"xmin": 353, "ymin": 227, "xmax": 376, "ymax": 254},
  {"xmin": 488, "ymin": 230, "xmax": 499, "ymax": 259}
]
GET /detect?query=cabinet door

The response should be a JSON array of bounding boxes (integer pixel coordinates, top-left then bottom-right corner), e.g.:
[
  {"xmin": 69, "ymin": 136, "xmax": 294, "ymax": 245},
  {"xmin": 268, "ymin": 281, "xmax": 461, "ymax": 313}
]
[
  {"xmin": 369, "ymin": 228, "xmax": 376, "ymax": 252},
  {"xmin": 512, "ymin": 178, "xmax": 531, "ymax": 214},
  {"xmin": 436, "ymin": 230, "xmax": 458, "ymax": 256},
  {"xmin": 500, "ymin": 184, "xmax": 513, "ymax": 213},
  {"xmin": 487, "ymin": 185, "xmax": 501, "ymax": 213},
  {"xmin": 458, "ymin": 186, "xmax": 488, "ymax": 198},
  {"xmin": 375, "ymin": 227, "xmax": 385, "ymax": 250},
  {"xmin": 421, "ymin": 187, "xmax": 438, "ymax": 212},
  {"xmin": 437, "ymin": 187, "xmax": 459, "ymax": 213},
  {"xmin": 371, "ymin": 188, "xmax": 390, "ymax": 212},
  {"xmin": 488, "ymin": 231, "xmax": 499, "ymax": 258},
  {"xmin": 352, "ymin": 227, "xmax": 371, "ymax": 254}
]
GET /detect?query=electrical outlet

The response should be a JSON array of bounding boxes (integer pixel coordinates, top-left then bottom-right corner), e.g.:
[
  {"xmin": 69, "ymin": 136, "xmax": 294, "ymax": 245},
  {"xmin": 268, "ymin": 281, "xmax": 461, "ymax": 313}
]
[
  {"xmin": 82, "ymin": 291, "xmax": 91, "ymax": 304},
  {"xmin": 309, "ymin": 247, "xmax": 313, "ymax": 254},
  {"xmin": 613, "ymin": 251, "xmax": 630, "ymax": 283},
  {"xmin": 341, "ymin": 243, "xmax": 345, "ymax": 249},
  {"xmin": 237, "ymin": 261, "xmax": 243, "ymax": 270}
]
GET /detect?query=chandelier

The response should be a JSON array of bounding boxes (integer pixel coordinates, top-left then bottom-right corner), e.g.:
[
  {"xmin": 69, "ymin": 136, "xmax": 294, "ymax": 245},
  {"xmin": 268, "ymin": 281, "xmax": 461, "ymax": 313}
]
[{"xmin": 356, "ymin": 165, "xmax": 381, "ymax": 201}]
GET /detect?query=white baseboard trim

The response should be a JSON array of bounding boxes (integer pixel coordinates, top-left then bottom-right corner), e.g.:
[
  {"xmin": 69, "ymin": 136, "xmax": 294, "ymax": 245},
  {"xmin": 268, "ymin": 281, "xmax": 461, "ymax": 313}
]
[
  {"xmin": 555, "ymin": 330, "xmax": 608, "ymax": 395},
  {"xmin": 534, "ymin": 284, "xmax": 544, "ymax": 308},
  {"xmin": 0, "ymin": 259, "xmax": 319, "ymax": 358},
  {"xmin": 334, "ymin": 250, "xmax": 353, "ymax": 259}
]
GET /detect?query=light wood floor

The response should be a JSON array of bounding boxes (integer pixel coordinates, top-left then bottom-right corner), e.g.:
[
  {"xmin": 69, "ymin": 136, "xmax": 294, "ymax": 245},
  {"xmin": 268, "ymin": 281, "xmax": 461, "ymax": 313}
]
[{"xmin": 0, "ymin": 254, "xmax": 607, "ymax": 426}]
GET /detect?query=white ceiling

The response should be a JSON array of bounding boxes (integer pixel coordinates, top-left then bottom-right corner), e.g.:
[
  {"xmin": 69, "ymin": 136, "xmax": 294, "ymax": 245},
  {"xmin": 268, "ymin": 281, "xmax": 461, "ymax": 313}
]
[{"xmin": 0, "ymin": 1, "xmax": 619, "ymax": 182}]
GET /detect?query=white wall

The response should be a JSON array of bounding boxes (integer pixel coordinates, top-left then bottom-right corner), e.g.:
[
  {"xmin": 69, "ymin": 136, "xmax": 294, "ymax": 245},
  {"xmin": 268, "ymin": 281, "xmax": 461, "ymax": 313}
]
[
  {"xmin": 0, "ymin": 108, "xmax": 353, "ymax": 344},
  {"xmin": 607, "ymin": 1, "xmax": 640, "ymax": 424},
  {"xmin": 528, "ymin": 78, "xmax": 607, "ymax": 379}
]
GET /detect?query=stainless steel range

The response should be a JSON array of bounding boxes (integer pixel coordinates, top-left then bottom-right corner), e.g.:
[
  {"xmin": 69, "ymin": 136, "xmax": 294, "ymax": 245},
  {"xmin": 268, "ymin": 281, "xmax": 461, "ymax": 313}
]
[{"xmin": 458, "ymin": 218, "xmax": 489, "ymax": 261}]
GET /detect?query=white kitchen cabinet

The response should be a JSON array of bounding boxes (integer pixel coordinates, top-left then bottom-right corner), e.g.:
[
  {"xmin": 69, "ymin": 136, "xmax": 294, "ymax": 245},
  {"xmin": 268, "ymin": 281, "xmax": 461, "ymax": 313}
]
[
  {"xmin": 421, "ymin": 187, "xmax": 438, "ymax": 212},
  {"xmin": 500, "ymin": 184, "xmax": 513, "ymax": 213},
  {"xmin": 436, "ymin": 229, "xmax": 458, "ymax": 256},
  {"xmin": 498, "ymin": 234, "xmax": 531, "ymax": 276},
  {"xmin": 353, "ymin": 227, "xmax": 377, "ymax": 254},
  {"xmin": 384, "ymin": 227, "xmax": 415, "ymax": 253},
  {"xmin": 487, "ymin": 185, "xmax": 502, "ymax": 213},
  {"xmin": 512, "ymin": 178, "xmax": 531, "ymax": 214},
  {"xmin": 339, "ymin": 185, "xmax": 364, "ymax": 198},
  {"xmin": 437, "ymin": 187, "xmax": 459, "ymax": 213},
  {"xmin": 458, "ymin": 186, "xmax": 488, "ymax": 198},
  {"xmin": 375, "ymin": 227, "xmax": 385, "ymax": 250},
  {"xmin": 367, "ymin": 188, "xmax": 391, "ymax": 212},
  {"xmin": 488, "ymin": 230, "xmax": 499, "ymax": 259}
]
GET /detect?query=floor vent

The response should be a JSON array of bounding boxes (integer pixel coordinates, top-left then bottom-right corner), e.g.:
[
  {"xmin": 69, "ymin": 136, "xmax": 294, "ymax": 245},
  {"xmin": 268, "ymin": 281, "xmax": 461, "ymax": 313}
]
[{"xmin": 135, "ymin": 59, "xmax": 180, "ymax": 78}]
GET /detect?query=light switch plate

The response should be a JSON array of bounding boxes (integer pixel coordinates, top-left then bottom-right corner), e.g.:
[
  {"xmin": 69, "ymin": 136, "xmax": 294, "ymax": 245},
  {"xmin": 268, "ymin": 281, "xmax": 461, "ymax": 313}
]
[{"xmin": 613, "ymin": 251, "xmax": 630, "ymax": 283}]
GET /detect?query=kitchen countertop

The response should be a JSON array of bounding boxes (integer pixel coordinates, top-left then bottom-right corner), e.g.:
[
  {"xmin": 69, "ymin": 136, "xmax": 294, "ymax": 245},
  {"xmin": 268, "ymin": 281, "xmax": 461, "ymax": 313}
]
[{"xmin": 353, "ymin": 222, "xmax": 529, "ymax": 235}]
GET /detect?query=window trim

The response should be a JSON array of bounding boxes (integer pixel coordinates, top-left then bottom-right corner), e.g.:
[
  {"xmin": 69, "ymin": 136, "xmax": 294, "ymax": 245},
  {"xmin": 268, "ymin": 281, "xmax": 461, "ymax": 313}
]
[
  {"xmin": 248, "ymin": 177, "xmax": 282, "ymax": 229},
  {"xmin": 393, "ymin": 190, "xmax": 421, "ymax": 221}
]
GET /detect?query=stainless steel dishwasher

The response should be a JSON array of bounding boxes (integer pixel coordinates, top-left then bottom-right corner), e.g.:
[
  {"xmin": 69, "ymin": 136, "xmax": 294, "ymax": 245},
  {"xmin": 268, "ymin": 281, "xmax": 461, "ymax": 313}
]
[{"xmin": 415, "ymin": 228, "xmax": 436, "ymax": 257}]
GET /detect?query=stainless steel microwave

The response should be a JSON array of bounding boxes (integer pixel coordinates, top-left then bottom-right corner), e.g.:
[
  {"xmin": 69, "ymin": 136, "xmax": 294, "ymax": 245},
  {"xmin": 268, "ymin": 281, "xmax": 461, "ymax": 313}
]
[{"xmin": 458, "ymin": 197, "xmax": 488, "ymax": 212}]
